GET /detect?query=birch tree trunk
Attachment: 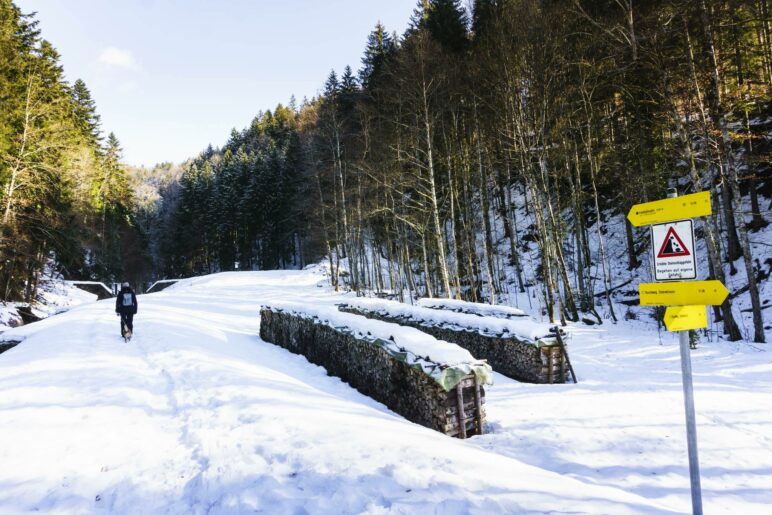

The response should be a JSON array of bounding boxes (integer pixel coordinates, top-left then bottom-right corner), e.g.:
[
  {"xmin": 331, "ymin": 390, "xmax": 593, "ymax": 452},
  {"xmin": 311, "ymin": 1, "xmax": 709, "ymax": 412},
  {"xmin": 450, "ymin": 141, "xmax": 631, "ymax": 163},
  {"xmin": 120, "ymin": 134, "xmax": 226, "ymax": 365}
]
[
  {"xmin": 474, "ymin": 125, "xmax": 496, "ymax": 304},
  {"xmin": 580, "ymin": 106, "xmax": 617, "ymax": 322},
  {"xmin": 662, "ymin": 71, "xmax": 742, "ymax": 340},
  {"xmin": 3, "ymin": 73, "xmax": 34, "ymax": 227},
  {"xmin": 700, "ymin": 0, "xmax": 765, "ymax": 342},
  {"xmin": 420, "ymin": 75, "xmax": 452, "ymax": 298},
  {"xmin": 316, "ymin": 173, "xmax": 338, "ymax": 291}
]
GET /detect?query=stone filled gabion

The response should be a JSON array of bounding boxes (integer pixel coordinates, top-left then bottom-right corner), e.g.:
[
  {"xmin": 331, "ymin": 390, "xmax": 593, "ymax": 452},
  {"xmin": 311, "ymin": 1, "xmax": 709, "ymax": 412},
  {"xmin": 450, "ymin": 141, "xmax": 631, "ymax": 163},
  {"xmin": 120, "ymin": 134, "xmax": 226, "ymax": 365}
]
[
  {"xmin": 340, "ymin": 307, "xmax": 568, "ymax": 384},
  {"xmin": 260, "ymin": 308, "xmax": 485, "ymax": 438}
]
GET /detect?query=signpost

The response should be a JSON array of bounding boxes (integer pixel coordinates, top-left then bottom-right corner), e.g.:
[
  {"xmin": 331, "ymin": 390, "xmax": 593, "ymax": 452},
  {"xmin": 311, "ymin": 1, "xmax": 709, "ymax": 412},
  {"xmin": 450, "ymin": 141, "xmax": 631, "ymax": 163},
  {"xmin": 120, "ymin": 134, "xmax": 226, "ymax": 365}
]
[
  {"xmin": 664, "ymin": 306, "xmax": 708, "ymax": 332},
  {"xmin": 627, "ymin": 190, "xmax": 711, "ymax": 226},
  {"xmin": 651, "ymin": 220, "xmax": 696, "ymax": 281},
  {"xmin": 627, "ymin": 189, "xmax": 723, "ymax": 515},
  {"xmin": 639, "ymin": 280, "xmax": 729, "ymax": 307}
]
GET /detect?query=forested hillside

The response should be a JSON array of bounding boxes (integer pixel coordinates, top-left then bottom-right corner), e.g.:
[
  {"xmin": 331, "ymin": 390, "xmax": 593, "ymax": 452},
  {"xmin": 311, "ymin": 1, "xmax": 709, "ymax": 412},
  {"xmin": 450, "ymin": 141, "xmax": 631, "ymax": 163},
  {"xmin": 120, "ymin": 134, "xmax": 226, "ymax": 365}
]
[
  {"xmin": 0, "ymin": 1, "xmax": 137, "ymax": 301},
  {"xmin": 1, "ymin": 0, "xmax": 769, "ymax": 342},
  {"xmin": 158, "ymin": 108, "xmax": 308, "ymax": 273},
  {"xmin": 150, "ymin": 0, "xmax": 769, "ymax": 342}
]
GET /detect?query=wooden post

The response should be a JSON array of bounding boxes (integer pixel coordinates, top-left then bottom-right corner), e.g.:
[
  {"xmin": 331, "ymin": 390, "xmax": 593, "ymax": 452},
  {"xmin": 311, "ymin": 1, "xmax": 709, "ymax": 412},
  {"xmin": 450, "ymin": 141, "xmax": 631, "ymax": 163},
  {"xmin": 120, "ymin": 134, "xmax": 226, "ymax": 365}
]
[
  {"xmin": 553, "ymin": 327, "xmax": 578, "ymax": 383},
  {"xmin": 547, "ymin": 349, "xmax": 554, "ymax": 383},
  {"xmin": 561, "ymin": 347, "xmax": 568, "ymax": 383},
  {"xmin": 473, "ymin": 374, "xmax": 483, "ymax": 436},
  {"xmin": 455, "ymin": 382, "xmax": 467, "ymax": 439}
]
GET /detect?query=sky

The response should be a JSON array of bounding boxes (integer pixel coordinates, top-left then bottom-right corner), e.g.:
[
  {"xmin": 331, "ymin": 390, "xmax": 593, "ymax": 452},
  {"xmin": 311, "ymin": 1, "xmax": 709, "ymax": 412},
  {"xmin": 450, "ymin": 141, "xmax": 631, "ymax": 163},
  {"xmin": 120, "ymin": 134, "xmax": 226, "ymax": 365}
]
[{"xmin": 16, "ymin": 0, "xmax": 418, "ymax": 167}]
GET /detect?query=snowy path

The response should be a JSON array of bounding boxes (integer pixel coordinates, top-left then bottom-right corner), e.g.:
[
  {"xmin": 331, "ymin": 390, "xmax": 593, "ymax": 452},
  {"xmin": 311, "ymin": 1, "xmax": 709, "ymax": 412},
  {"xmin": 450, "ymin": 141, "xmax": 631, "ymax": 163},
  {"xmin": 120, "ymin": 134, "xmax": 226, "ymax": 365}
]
[
  {"xmin": 0, "ymin": 269, "xmax": 770, "ymax": 514},
  {"xmin": 479, "ymin": 324, "xmax": 772, "ymax": 514}
]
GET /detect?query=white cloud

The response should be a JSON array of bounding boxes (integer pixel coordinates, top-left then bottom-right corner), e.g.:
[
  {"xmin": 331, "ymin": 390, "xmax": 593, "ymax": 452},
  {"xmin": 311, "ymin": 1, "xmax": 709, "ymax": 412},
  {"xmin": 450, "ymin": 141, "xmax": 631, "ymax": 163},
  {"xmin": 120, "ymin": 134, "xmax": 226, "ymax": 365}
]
[{"xmin": 99, "ymin": 47, "xmax": 140, "ymax": 70}]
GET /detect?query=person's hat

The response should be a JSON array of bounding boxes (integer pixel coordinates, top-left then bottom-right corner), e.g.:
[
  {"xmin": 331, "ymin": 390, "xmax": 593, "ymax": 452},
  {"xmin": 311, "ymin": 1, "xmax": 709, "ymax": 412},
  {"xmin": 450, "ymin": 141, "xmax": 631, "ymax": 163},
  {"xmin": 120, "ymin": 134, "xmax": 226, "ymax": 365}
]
[{"xmin": 122, "ymin": 282, "xmax": 130, "ymax": 287}]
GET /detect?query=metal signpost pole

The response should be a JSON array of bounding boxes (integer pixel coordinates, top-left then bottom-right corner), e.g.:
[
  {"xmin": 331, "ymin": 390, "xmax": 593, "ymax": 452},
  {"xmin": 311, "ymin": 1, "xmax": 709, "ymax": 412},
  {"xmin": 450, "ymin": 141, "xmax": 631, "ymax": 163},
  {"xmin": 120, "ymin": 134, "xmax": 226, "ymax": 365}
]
[
  {"xmin": 680, "ymin": 327, "xmax": 703, "ymax": 514},
  {"xmin": 667, "ymin": 188, "xmax": 703, "ymax": 515},
  {"xmin": 630, "ymin": 189, "xmax": 719, "ymax": 514}
]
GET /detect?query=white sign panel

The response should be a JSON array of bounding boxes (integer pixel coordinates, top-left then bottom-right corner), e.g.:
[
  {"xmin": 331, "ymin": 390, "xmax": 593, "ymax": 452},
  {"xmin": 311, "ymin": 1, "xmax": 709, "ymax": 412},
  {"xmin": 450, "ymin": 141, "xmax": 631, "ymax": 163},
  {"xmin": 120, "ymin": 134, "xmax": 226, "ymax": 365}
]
[{"xmin": 651, "ymin": 220, "xmax": 696, "ymax": 281}]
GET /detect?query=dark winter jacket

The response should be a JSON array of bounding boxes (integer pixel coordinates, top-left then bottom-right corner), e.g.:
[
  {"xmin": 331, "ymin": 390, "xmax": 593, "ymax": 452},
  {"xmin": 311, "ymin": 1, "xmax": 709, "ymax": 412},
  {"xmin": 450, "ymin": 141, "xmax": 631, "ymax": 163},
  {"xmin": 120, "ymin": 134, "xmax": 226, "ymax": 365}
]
[{"xmin": 115, "ymin": 287, "xmax": 138, "ymax": 315}]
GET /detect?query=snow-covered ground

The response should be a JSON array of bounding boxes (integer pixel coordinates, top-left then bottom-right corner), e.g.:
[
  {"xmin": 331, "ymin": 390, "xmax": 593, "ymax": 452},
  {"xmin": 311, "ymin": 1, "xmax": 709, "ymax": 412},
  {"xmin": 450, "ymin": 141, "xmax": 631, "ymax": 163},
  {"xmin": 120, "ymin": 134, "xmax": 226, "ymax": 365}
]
[
  {"xmin": 0, "ymin": 267, "xmax": 770, "ymax": 514},
  {"xmin": 0, "ymin": 278, "xmax": 97, "ymax": 333},
  {"xmin": 35, "ymin": 280, "xmax": 99, "ymax": 317}
]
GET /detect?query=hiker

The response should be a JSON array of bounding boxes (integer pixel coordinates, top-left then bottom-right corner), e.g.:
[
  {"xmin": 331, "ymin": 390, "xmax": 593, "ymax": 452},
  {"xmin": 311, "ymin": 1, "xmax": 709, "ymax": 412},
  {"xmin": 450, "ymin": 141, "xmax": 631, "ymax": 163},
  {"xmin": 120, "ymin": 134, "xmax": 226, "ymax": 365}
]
[{"xmin": 115, "ymin": 282, "xmax": 138, "ymax": 340}]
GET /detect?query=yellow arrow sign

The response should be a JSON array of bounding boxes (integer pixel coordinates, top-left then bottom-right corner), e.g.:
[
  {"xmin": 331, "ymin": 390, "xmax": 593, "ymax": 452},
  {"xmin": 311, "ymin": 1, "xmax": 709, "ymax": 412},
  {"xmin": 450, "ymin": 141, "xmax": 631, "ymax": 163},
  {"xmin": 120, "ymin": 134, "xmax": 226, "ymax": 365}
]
[
  {"xmin": 627, "ymin": 191, "xmax": 711, "ymax": 226},
  {"xmin": 639, "ymin": 280, "xmax": 729, "ymax": 306},
  {"xmin": 665, "ymin": 305, "xmax": 707, "ymax": 331}
]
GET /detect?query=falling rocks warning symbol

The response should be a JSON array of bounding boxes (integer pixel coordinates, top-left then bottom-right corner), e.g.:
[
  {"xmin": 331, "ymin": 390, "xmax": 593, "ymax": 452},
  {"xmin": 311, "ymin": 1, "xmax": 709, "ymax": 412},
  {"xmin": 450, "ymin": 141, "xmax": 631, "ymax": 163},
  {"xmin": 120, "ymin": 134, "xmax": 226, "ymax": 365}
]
[{"xmin": 657, "ymin": 227, "xmax": 690, "ymax": 258}]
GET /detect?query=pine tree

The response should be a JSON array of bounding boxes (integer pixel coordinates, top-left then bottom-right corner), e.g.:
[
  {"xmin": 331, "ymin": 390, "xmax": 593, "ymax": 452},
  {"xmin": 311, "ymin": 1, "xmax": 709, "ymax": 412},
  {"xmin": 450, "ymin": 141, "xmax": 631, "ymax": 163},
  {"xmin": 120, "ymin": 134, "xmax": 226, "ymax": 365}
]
[
  {"xmin": 425, "ymin": 0, "xmax": 469, "ymax": 52},
  {"xmin": 341, "ymin": 65, "xmax": 357, "ymax": 94},
  {"xmin": 324, "ymin": 69, "xmax": 339, "ymax": 99},
  {"xmin": 360, "ymin": 22, "xmax": 394, "ymax": 88},
  {"xmin": 471, "ymin": 0, "xmax": 500, "ymax": 38},
  {"xmin": 70, "ymin": 79, "xmax": 102, "ymax": 145},
  {"xmin": 409, "ymin": 0, "xmax": 468, "ymax": 52}
]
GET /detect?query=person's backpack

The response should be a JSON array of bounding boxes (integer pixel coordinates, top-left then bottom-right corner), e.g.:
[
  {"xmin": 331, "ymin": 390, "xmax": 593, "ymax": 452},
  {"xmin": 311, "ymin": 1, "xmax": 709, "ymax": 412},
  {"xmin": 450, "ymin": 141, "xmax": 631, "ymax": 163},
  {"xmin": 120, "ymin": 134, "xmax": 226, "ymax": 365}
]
[{"xmin": 122, "ymin": 292, "xmax": 133, "ymax": 307}]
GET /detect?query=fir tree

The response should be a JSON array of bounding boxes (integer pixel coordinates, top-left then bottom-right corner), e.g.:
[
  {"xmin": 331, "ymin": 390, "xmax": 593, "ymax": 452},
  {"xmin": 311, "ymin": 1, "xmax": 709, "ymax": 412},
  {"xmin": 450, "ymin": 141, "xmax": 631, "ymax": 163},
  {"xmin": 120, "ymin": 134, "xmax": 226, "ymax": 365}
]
[
  {"xmin": 341, "ymin": 65, "xmax": 357, "ymax": 94},
  {"xmin": 424, "ymin": 0, "xmax": 469, "ymax": 52},
  {"xmin": 359, "ymin": 22, "xmax": 394, "ymax": 88},
  {"xmin": 70, "ymin": 79, "xmax": 102, "ymax": 145},
  {"xmin": 323, "ymin": 69, "xmax": 339, "ymax": 99}
]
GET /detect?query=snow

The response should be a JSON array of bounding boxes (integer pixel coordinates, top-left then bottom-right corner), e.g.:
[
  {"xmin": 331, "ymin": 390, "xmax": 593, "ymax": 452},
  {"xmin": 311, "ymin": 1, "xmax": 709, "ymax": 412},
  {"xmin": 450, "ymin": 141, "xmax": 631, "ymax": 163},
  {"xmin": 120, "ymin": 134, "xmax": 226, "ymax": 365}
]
[
  {"xmin": 417, "ymin": 297, "xmax": 527, "ymax": 318},
  {"xmin": 263, "ymin": 301, "xmax": 493, "ymax": 390},
  {"xmin": 64, "ymin": 280, "xmax": 113, "ymax": 295},
  {"xmin": 147, "ymin": 279, "xmax": 181, "ymax": 293},
  {"xmin": 342, "ymin": 297, "xmax": 556, "ymax": 344},
  {"xmin": 0, "ymin": 267, "xmax": 770, "ymax": 513},
  {"xmin": 0, "ymin": 277, "xmax": 97, "ymax": 334},
  {"xmin": 0, "ymin": 304, "xmax": 23, "ymax": 330},
  {"xmin": 430, "ymin": 175, "xmax": 772, "ymax": 349},
  {"xmin": 37, "ymin": 280, "xmax": 99, "ymax": 316}
]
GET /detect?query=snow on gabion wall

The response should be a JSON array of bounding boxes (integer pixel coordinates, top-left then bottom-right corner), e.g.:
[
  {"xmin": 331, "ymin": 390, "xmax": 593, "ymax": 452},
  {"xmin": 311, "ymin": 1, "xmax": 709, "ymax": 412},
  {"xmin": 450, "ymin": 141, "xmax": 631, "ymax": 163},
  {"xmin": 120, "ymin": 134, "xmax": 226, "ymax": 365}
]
[
  {"xmin": 340, "ymin": 306, "xmax": 568, "ymax": 384},
  {"xmin": 259, "ymin": 308, "xmax": 485, "ymax": 437}
]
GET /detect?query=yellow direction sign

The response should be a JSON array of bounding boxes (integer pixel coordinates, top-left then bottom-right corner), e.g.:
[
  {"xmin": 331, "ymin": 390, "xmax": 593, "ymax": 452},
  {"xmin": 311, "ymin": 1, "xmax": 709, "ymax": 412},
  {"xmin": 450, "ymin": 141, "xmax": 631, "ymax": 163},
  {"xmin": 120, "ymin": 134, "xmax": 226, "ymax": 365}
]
[
  {"xmin": 627, "ymin": 191, "xmax": 711, "ymax": 226},
  {"xmin": 639, "ymin": 280, "xmax": 729, "ymax": 306},
  {"xmin": 665, "ymin": 305, "xmax": 707, "ymax": 331}
]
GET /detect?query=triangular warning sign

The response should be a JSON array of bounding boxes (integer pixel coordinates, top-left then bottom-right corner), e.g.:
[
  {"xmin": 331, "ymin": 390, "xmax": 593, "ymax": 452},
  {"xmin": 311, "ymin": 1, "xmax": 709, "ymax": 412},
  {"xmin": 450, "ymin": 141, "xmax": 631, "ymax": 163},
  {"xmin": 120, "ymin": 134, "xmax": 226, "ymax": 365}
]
[{"xmin": 657, "ymin": 226, "xmax": 690, "ymax": 258}]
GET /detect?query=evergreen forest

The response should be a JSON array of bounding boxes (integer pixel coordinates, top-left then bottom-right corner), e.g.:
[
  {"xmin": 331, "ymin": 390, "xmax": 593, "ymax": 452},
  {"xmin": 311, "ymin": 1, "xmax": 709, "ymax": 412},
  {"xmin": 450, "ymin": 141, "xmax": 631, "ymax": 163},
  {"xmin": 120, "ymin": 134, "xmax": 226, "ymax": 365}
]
[{"xmin": 0, "ymin": 2, "xmax": 144, "ymax": 306}]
